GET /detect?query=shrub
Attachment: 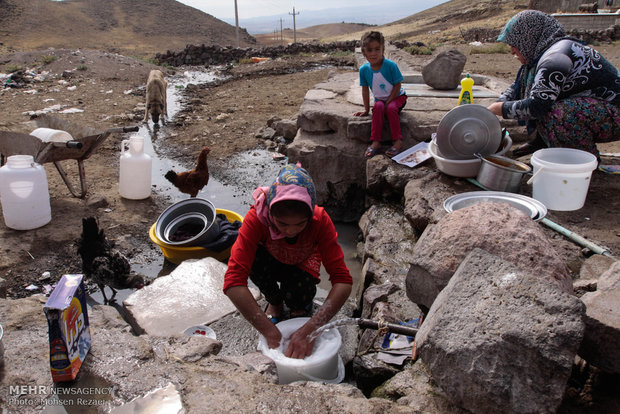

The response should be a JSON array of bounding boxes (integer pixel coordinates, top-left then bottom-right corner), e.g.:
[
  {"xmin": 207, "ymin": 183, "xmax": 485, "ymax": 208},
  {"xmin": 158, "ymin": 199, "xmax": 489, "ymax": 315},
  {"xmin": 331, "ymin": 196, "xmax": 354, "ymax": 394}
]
[
  {"xmin": 4, "ymin": 64, "xmax": 23, "ymax": 73},
  {"xmin": 39, "ymin": 55, "xmax": 56, "ymax": 65},
  {"xmin": 404, "ymin": 45, "xmax": 434, "ymax": 55},
  {"xmin": 469, "ymin": 43, "xmax": 510, "ymax": 54},
  {"xmin": 77, "ymin": 64, "xmax": 88, "ymax": 71}
]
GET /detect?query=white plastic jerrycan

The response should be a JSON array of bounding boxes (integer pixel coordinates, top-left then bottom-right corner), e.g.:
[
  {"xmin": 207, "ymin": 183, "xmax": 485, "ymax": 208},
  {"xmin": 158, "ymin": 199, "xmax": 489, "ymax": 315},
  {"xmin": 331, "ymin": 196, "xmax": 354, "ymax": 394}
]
[
  {"xmin": 0, "ymin": 155, "xmax": 52, "ymax": 230},
  {"xmin": 119, "ymin": 136, "xmax": 152, "ymax": 200}
]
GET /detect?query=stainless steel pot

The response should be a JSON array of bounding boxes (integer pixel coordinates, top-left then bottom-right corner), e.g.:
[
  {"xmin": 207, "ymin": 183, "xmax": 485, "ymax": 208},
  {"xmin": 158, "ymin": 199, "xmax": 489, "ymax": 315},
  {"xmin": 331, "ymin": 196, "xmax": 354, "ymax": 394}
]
[{"xmin": 475, "ymin": 154, "xmax": 532, "ymax": 193}]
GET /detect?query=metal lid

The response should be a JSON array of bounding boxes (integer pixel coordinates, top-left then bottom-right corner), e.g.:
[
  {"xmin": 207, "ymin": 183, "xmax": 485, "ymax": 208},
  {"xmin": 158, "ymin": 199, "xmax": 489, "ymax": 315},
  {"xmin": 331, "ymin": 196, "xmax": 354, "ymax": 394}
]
[
  {"xmin": 443, "ymin": 191, "xmax": 547, "ymax": 221},
  {"xmin": 436, "ymin": 105, "xmax": 502, "ymax": 160}
]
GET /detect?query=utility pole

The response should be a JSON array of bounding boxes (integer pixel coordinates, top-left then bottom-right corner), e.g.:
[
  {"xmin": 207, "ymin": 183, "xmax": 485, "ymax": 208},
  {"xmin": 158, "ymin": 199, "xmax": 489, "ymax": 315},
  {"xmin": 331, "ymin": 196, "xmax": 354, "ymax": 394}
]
[
  {"xmin": 234, "ymin": 0, "xmax": 240, "ymax": 48},
  {"xmin": 279, "ymin": 18, "xmax": 284, "ymax": 45},
  {"xmin": 289, "ymin": 7, "xmax": 299, "ymax": 44}
]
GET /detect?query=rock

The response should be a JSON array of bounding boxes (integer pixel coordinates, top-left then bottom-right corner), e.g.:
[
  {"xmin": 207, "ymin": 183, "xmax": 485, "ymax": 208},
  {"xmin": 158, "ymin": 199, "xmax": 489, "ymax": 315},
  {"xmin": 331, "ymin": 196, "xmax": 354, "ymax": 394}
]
[
  {"xmin": 85, "ymin": 194, "xmax": 109, "ymax": 208},
  {"xmin": 422, "ymin": 49, "xmax": 467, "ymax": 90},
  {"xmin": 287, "ymin": 130, "xmax": 366, "ymax": 222},
  {"xmin": 366, "ymin": 156, "xmax": 433, "ymax": 201},
  {"xmin": 579, "ymin": 261, "xmax": 620, "ymax": 374},
  {"xmin": 416, "ymin": 248, "xmax": 585, "ymax": 414},
  {"xmin": 579, "ymin": 254, "xmax": 616, "ymax": 280},
  {"xmin": 371, "ymin": 359, "xmax": 469, "ymax": 413},
  {"xmin": 403, "ymin": 170, "xmax": 475, "ymax": 235},
  {"xmin": 123, "ymin": 257, "xmax": 260, "ymax": 336},
  {"xmin": 272, "ymin": 117, "xmax": 298, "ymax": 140},
  {"xmin": 406, "ymin": 203, "xmax": 573, "ymax": 309}
]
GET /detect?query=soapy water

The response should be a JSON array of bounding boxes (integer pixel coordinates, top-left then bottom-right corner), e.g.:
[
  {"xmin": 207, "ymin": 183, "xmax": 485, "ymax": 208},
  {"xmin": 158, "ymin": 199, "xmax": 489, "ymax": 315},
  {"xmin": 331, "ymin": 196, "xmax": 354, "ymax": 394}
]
[{"xmin": 258, "ymin": 318, "xmax": 342, "ymax": 366}]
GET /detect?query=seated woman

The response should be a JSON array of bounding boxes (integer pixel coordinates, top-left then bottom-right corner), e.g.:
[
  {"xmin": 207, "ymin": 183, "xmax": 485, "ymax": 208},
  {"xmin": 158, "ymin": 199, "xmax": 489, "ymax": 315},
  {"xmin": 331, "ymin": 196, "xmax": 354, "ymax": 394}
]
[{"xmin": 487, "ymin": 10, "xmax": 620, "ymax": 159}]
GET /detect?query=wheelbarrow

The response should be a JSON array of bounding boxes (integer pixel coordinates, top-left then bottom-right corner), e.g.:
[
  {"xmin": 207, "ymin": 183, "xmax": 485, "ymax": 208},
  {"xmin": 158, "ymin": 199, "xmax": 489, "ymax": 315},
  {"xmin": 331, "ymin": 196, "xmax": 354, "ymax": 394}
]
[{"xmin": 0, "ymin": 115, "xmax": 139, "ymax": 198}]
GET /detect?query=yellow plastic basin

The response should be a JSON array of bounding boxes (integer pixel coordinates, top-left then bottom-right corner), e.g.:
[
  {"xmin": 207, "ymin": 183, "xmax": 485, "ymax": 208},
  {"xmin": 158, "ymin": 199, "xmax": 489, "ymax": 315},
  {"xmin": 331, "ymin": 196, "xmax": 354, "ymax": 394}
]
[{"xmin": 149, "ymin": 208, "xmax": 243, "ymax": 264}]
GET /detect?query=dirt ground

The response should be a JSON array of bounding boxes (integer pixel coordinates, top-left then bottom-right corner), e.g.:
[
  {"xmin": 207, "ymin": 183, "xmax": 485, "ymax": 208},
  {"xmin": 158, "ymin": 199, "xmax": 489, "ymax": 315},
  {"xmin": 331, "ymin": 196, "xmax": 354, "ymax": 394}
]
[{"xmin": 0, "ymin": 45, "xmax": 619, "ymax": 302}]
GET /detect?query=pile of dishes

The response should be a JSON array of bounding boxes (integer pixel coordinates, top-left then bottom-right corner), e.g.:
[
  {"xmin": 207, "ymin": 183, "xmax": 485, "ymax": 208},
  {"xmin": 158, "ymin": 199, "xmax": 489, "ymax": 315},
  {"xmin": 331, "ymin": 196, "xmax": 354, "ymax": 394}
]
[
  {"xmin": 149, "ymin": 198, "xmax": 244, "ymax": 264},
  {"xmin": 155, "ymin": 198, "xmax": 219, "ymax": 247},
  {"xmin": 429, "ymin": 104, "xmax": 508, "ymax": 178}
]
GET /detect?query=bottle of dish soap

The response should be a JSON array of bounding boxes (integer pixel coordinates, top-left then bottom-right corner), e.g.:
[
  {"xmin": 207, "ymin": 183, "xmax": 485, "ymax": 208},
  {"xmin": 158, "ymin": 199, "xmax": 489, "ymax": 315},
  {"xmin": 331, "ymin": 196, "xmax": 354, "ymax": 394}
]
[{"xmin": 458, "ymin": 74, "xmax": 474, "ymax": 105}]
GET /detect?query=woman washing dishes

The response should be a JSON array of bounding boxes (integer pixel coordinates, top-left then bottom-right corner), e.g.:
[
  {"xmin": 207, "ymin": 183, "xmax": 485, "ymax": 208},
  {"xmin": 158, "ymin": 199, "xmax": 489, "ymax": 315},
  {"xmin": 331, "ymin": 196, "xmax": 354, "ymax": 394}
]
[
  {"xmin": 223, "ymin": 163, "xmax": 352, "ymax": 360},
  {"xmin": 487, "ymin": 10, "xmax": 620, "ymax": 160}
]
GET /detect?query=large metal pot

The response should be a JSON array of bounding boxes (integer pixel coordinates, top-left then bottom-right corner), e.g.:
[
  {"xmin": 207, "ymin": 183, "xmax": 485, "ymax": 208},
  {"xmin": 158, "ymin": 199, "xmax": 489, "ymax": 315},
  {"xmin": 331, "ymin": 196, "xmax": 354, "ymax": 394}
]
[{"xmin": 476, "ymin": 154, "xmax": 532, "ymax": 193}]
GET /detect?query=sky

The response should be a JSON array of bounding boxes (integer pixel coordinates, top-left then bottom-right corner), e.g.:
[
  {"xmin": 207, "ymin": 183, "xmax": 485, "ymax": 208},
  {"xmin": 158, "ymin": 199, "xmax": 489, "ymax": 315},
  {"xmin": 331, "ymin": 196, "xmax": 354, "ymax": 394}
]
[{"xmin": 177, "ymin": 0, "xmax": 450, "ymax": 32}]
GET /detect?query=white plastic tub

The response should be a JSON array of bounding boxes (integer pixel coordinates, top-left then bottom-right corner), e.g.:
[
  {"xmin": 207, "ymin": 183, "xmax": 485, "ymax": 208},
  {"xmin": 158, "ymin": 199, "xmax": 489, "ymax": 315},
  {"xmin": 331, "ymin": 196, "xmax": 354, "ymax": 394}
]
[
  {"xmin": 257, "ymin": 317, "xmax": 344, "ymax": 384},
  {"xmin": 530, "ymin": 148, "xmax": 598, "ymax": 211},
  {"xmin": 429, "ymin": 133, "xmax": 512, "ymax": 178}
]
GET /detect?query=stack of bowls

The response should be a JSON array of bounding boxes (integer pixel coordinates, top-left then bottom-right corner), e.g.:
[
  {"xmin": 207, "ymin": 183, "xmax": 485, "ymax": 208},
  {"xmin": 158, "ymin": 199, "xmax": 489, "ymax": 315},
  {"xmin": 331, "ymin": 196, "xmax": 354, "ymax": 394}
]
[
  {"xmin": 149, "ymin": 201, "xmax": 244, "ymax": 264},
  {"xmin": 155, "ymin": 198, "xmax": 219, "ymax": 247},
  {"xmin": 429, "ymin": 104, "xmax": 507, "ymax": 178}
]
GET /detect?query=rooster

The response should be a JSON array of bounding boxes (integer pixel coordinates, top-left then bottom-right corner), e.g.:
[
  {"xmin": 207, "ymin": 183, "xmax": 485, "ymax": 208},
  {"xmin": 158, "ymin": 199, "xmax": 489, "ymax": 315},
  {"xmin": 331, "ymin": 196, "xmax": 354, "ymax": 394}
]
[
  {"xmin": 77, "ymin": 217, "xmax": 145, "ymax": 304},
  {"xmin": 164, "ymin": 146, "xmax": 210, "ymax": 197}
]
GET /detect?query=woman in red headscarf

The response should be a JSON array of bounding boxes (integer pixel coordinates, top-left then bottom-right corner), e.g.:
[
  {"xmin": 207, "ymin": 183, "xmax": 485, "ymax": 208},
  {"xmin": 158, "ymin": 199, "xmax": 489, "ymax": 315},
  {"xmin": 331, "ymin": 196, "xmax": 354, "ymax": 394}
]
[{"xmin": 224, "ymin": 163, "xmax": 352, "ymax": 359}]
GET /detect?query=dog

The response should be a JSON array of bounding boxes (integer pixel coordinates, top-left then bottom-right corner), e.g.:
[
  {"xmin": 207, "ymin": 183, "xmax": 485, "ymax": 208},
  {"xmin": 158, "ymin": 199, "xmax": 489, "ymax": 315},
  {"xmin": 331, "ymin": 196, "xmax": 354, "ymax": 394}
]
[{"xmin": 143, "ymin": 69, "xmax": 168, "ymax": 124}]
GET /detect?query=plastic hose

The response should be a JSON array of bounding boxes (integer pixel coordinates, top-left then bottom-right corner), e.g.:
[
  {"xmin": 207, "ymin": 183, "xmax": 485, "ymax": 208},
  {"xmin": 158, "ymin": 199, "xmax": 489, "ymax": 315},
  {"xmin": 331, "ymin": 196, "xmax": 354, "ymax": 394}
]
[{"xmin": 465, "ymin": 178, "xmax": 616, "ymax": 260}]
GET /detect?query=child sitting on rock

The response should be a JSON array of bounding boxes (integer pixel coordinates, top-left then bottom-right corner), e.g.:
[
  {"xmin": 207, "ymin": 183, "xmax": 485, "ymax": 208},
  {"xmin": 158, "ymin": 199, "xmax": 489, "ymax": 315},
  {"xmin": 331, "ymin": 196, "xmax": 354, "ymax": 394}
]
[
  {"xmin": 223, "ymin": 163, "xmax": 353, "ymax": 359},
  {"xmin": 353, "ymin": 30, "xmax": 408, "ymax": 158}
]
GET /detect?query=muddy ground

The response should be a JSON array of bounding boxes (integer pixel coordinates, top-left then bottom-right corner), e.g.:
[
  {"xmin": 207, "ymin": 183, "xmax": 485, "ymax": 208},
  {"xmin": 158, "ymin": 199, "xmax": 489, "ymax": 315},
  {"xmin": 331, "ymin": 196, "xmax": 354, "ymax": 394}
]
[{"xmin": 0, "ymin": 45, "xmax": 619, "ymax": 302}]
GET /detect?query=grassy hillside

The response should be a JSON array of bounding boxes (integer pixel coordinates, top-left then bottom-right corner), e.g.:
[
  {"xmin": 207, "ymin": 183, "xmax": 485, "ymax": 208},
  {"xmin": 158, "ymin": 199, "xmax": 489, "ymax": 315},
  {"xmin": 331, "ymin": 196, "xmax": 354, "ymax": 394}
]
[
  {"xmin": 324, "ymin": 0, "xmax": 530, "ymax": 45},
  {"xmin": 0, "ymin": 0, "xmax": 257, "ymax": 57}
]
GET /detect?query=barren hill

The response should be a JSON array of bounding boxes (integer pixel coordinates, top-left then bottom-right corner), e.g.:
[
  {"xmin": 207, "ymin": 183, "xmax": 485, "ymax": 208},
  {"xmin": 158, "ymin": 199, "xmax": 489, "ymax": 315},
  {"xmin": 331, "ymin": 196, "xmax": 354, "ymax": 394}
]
[
  {"xmin": 0, "ymin": 0, "xmax": 256, "ymax": 57},
  {"xmin": 325, "ymin": 0, "xmax": 531, "ymax": 44}
]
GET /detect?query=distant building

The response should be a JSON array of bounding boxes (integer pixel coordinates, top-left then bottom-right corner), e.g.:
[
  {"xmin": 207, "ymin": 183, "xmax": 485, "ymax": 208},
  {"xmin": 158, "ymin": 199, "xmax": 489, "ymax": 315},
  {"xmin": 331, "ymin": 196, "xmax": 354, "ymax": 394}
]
[{"xmin": 529, "ymin": 0, "xmax": 616, "ymax": 13}]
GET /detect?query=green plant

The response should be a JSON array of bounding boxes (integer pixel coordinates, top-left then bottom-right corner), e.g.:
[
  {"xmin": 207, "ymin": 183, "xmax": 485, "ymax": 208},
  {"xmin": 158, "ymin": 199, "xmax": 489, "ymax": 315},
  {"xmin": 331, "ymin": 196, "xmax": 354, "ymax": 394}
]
[
  {"xmin": 404, "ymin": 45, "xmax": 434, "ymax": 55},
  {"xmin": 469, "ymin": 43, "xmax": 510, "ymax": 54},
  {"xmin": 77, "ymin": 64, "xmax": 88, "ymax": 71},
  {"xmin": 4, "ymin": 64, "xmax": 23, "ymax": 73},
  {"xmin": 39, "ymin": 55, "xmax": 56, "ymax": 65}
]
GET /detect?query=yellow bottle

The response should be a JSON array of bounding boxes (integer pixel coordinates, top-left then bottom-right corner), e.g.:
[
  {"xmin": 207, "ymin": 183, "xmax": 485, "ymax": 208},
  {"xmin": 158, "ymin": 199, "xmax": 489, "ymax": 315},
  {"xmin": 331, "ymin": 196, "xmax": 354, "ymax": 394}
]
[{"xmin": 458, "ymin": 74, "xmax": 474, "ymax": 105}]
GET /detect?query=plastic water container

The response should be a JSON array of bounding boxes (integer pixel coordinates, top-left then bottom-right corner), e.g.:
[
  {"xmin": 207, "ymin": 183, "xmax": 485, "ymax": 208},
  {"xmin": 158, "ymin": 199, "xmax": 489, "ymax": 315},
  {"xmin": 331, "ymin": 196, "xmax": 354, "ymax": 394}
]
[
  {"xmin": 30, "ymin": 128, "xmax": 73, "ymax": 143},
  {"xmin": 0, "ymin": 155, "xmax": 52, "ymax": 230},
  {"xmin": 119, "ymin": 137, "xmax": 152, "ymax": 200},
  {"xmin": 530, "ymin": 148, "xmax": 598, "ymax": 211},
  {"xmin": 257, "ymin": 317, "xmax": 345, "ymax": 384}
]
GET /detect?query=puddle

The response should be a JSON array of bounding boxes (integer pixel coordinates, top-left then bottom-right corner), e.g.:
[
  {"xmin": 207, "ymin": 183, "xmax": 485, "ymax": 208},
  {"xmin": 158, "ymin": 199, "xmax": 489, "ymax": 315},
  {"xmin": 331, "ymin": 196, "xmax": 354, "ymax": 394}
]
[{"xmin": 90, "ymin": 68, "xmax": 361, "ymax": 305}]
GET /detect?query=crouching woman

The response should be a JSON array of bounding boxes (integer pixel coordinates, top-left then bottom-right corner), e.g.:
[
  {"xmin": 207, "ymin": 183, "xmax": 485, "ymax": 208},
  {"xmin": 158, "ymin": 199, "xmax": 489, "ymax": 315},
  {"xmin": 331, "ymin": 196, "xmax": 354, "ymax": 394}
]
[{"xmin": 223, "ymin": 163, "xmax": 353, "ymax": 359}]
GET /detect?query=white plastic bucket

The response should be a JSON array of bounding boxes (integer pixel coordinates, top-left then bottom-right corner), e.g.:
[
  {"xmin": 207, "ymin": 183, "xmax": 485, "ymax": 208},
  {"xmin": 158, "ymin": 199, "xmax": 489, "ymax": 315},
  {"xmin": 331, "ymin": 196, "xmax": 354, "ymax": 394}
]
[
  {"xmin": 119, "ymin": 137, "xmax": 152, "ymax": 200},
  {"xmin": 258, "ymin": 317, "xmax": 345, "ymax": 385},
  {"xmin": 530, "ymin": 148, "xmax": 598, "ymax": 211},
  {"xmin": 0, "ymin": 155, "xmax": 52, "ymax": 230}
]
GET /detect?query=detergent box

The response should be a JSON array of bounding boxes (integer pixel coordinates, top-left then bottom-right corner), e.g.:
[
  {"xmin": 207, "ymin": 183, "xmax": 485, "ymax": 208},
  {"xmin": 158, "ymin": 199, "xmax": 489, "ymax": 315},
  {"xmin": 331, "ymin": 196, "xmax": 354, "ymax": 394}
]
[{"xmin": 43, "ymin": 274, "xmax": 91, "ymax": 382}]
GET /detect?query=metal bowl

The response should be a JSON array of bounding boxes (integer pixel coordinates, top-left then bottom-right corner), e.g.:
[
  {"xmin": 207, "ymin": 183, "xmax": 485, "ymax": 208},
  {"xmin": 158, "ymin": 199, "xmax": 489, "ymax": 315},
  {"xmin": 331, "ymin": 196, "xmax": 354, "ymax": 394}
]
[
  {"xmin": 155, "ymin": 198, "xmax": 219, "ymax": 247},
  {"xmin": 443, "ymin": 191, "xmax": 547, "ymax": 221}
]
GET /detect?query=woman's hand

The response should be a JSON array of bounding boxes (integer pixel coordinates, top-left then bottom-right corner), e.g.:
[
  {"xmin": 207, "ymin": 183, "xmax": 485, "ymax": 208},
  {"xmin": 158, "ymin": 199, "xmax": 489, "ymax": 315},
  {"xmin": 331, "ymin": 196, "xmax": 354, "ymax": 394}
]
[
  {"xmin": 284, "ymin": 326, "xmax": 315, "ymax": 359},
  {"xmin": 353, "ymin": 110, "xmax": 369, "ymax": 117},
  {"xmin": 265, "ymin": 325, "xmax": 283, "ymax": 350},
  {"xmin": 488, "ymin": 102, "xmax": 503, "ymax": 116}
]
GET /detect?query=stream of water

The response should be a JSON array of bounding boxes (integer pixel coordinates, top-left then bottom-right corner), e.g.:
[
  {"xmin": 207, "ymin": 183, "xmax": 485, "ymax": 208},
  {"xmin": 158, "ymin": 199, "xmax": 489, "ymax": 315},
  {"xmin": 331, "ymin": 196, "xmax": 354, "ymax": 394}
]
[{"xmin": 90, "ymin": 68, "xmax": 362, "ymax": 304}]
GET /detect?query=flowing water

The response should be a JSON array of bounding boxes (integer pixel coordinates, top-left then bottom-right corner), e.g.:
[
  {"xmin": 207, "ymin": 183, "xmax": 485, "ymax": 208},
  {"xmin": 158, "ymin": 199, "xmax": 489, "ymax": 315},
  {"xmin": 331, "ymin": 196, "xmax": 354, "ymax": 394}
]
[
  {"xmin": 308, "ymin": 318, "xmax": 360, "ymax": 342},
  {"xmin": 89, "ymin": 68, "xmax": 362, "ymax": 305}
]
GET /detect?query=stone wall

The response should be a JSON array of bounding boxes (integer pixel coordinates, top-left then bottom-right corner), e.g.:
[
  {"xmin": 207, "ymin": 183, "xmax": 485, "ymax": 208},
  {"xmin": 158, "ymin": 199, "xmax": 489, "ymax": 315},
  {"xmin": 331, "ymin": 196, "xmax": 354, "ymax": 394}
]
[{"xmin": 155, "ymin": 41, "xmax": 358, "ymax": 67}]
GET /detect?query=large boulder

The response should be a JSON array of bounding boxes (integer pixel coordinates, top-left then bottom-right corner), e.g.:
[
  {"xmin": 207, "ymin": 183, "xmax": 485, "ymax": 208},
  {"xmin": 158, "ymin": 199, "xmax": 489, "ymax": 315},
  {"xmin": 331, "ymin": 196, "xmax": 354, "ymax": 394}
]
[
  {"xmin": 123, "ymin": 257, "xmax": 260, "ymax": 336},
  {"xmin": 416, "ymin": 248, "xmax": 585, "ymax": 414},
  {"xmin": 287, "ymin": 130, "xmax": 366, "ymax": 222},
  {"xmin": 422, "ymin": 49, "xmax": 467, "ymax": 90},
  {"xmin": 406, "ymin": 202, "xmax": 573, "ymax": 309},
  {"xmin": 579, "ymin": 261, "xmax": 620, "ymax": 374}
]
